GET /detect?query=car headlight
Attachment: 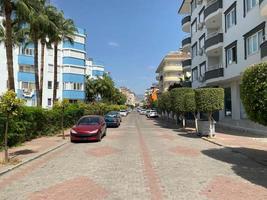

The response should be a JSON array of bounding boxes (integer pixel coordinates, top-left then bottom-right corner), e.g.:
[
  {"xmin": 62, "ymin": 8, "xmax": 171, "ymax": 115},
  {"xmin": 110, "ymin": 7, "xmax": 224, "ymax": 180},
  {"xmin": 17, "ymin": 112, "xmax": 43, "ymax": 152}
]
[
  {"xmin": 88, "ymin": 130, "xmax": 99, "ymax": 134},
  {"xmin": 70, "ymin": 129, "xmax": 77, "ymax": 134}
]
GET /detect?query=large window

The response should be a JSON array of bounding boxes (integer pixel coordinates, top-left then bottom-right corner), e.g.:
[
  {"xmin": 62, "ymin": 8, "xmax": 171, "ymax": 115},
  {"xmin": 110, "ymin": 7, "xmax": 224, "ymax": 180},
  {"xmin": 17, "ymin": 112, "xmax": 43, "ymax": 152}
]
[
  {"xmin": 225, "ymin": 4, "xmax": 236, "ymax": 31},
  {"xmin": 20, "ymin": 82, "xmax": 35, "ymax": 90},
  {"xmin": 48, "ymin": 81, "xmax": 52, "ymax": 89},
  {"xmin": 191, "ymin": 19, "xmax": 197, "ymax": 33},
  {"xmin": 199, "ymin": 62, "xmax": 206, "ymax": 77},
  {"xmin": 246, "ymin": 30, "xmax": 263, "ymax": 56},
  {"xmin": 20, "ymin": 48, "xmax": 34, "ymax": 56},
  {"xmin": 225, "ymin": 41, "xmax": 237, "ymax": 67},
  {"xmin": 63, "ymin": 82, "xmax": 84, "ymax": 91},
  {"xmin": 199, "ymin": 34, "xmax": 205, "ymax": 54},
  {"xmin": 245, "ymin": 0, "xmax": 259, "ymax": 12},
  {"xmin": 192, "ymin": 43, "xmax": 198, "ymax": 58},
  {"xmin": 192, "ymin": 67, "xmax": 198, "ymax": 81},
  {"xmin": 191, "ymin": 0, "xmax": 197, "ymax": 13}
]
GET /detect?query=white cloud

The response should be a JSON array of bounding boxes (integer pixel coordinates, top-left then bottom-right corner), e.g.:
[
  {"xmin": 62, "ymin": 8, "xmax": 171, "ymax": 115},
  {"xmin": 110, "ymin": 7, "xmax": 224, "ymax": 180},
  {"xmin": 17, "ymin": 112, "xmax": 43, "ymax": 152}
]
[{"xmin": 108, "ymin": 41, "xmax": 120, "ymax": 47}]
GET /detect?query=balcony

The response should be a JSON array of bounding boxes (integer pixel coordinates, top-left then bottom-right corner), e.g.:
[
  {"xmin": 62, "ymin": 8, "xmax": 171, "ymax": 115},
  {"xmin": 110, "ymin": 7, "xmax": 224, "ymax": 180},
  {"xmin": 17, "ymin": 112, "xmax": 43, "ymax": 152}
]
[
  {"xmin": 260, "ymin": 0, "xmax": 267, "ymax": 16},
  {"xmin": 204, "ymin": 0, "xmax": 223, "ymax": 29},
  {"xmin": 204, "ymin": 65, "xmax": 224, "ymax": 81},
  {"xmin": 181, "ymin": 15, "xmax": 191, "ymax": 33},
  {"xmin": 260, "ymin": 40, "xmax": 267, "ymax": 59},
  {"xmin": 164, "ymin": 76, "xmax": 181, "ymax": 82},
  {"xmin": 182, "ymin": 36, "xmax": 191, "ymax": 53},
  {"xmin": 163, "ymin": 65, "xmax": 182, "ymax": 73},
  {"xmin": 182, "ymin": 59, "xmax": 191, "ymax": 71},
  {"xmin": 205, "ymin": 32, "xmax": 223, "ymax": 55}
]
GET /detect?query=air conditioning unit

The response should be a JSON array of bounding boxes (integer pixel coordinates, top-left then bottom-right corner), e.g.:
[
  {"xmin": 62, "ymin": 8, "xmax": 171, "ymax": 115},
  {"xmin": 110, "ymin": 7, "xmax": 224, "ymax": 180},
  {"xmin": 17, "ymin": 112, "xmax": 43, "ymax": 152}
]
[
  {"xmin": 199, "ymin": 48, "xmax": 204, "ymax": 56},
  {"xmin": 198, "ymin": 22, "xmax": 204, "ymax": 30},
  {"xmin": 197, "ymin": 0, "xmax": 203, "ymax": 5}
]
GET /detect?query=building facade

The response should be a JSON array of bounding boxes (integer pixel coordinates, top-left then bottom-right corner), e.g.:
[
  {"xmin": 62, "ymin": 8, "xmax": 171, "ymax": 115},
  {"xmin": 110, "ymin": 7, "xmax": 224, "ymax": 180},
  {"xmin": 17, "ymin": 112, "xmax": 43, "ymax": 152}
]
[
  {"xmin": 156, "ymin": 51, "xmax": 190, "ymax": 93},
  {"xmin": 0, "ymin": 15, "xmax": 105, "ymax": 107},
  {"xmin": 178, "ymin": 0, "xmax": 267, "ymax": 131},
  {"xmin": 86, "ymin": 59, "xmax": 105, "ymax": 80},
  {"xmin": 119, "ymin": 87, "xmax": 136, "ymax": 107}
]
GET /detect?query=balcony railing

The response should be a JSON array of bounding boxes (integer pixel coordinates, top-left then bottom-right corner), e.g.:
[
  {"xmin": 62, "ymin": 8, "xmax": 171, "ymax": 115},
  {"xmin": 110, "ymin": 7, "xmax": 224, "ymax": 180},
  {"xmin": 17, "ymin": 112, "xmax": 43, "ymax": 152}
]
[
  {"xmin": 205, "ymin": 32, "xmax": 223, "ymax": 50},
  {"xmin": 204, "ymin": 0, "xmax": 223, "ymax": 19},
  {"xmin": 182, "ymin": 36, "xmax": 191, "ymax": 47},
  {"xmin": 182, "ymin": 16, "xmax": 191, "ymax": 26},
  {"xmin": 182, "ymin": 59, "xmax": 191, "ymax": 68},
  {"xmin": 205, "ymin": 64, "xmax": 224, "ymax": 81}
]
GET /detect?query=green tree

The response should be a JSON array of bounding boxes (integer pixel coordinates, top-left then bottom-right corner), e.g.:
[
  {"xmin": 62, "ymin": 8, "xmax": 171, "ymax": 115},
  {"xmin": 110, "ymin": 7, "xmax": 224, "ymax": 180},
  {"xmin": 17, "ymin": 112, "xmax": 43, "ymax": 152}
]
[
  {"xmin": 184, "ymin": 90, "xmax": 198, "ymax": 132},
  {"xmin": 158, "ymin": 92, "xmax": 171, "ymax": 119},
  {"xmin": 0, "ymin": 90, "xmax": 24, "ymax": 162},
  {"xmin": 85, "ymin": 77, "xmax": 97, "ymax": 102},
  {"xmin": 195, "ymin": 88, "xmax": 224, "ymax": 137},
  {"xmin": 241, "ymin": 63, "xmax": 267, "ymax": 126},
  {"xmin": 48, "ymin": 8, "xmax": 76, "ymax": 104}
]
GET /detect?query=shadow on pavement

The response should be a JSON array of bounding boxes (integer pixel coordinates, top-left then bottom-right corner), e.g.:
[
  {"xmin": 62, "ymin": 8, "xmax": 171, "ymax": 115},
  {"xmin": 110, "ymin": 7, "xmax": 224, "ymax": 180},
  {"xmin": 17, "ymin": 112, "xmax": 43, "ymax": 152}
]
[
  {"xmin": 9, "ymin": 149, "xmax": 37, "ymax": 157},
  {"xmin": 202, "ymin": 147, "xmax": 267, "ymax": 188}
]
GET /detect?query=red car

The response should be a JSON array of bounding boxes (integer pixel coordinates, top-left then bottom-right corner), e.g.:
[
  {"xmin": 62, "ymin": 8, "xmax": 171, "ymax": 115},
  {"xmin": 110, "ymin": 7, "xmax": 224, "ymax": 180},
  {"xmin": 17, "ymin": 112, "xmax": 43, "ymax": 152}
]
[{"xmin": 70, "ymin": 115, "xmax": 107, "ymax": 142}]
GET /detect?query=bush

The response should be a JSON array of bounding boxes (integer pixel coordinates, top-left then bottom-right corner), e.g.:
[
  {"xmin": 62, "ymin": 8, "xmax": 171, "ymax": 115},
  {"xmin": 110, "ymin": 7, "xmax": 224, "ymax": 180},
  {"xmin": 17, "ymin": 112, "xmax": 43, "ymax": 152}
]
[
  {"xmin": 241, "ymin": 63, "xmax": 267, "ymax": 126},
  {"xmin": 195, "ymin": 88, "xmax": 224, "ymax": 117},
  {"xmin": 170, "ymin": 88, "xmax": 193, "ymax": 114}
]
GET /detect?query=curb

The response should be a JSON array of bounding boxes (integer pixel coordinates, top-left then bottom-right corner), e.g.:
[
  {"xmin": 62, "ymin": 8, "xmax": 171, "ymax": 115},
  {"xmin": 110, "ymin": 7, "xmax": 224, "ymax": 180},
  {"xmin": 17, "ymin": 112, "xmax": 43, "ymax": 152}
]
[
  {"xmin": 0, "ymin": 141, "xmax": 69, "ymax": 177},
  {"xmin": 201, "ymin": 137, "xmax": 267, "ymax": 167}
]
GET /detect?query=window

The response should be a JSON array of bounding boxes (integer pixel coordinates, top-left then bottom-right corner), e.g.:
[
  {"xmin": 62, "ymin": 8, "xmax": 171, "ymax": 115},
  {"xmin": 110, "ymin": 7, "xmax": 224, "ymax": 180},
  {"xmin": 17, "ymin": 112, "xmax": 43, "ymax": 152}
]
[
  {"xmin": 20, "ymin": 82, "xmax": 35, "ymax": 90},
  {"xmin": 225, "ymin": 3, "xmax": 236, "ymax": 31},
  {"xmin": 192, "ymin": 43, "xmax": 198, "ymax": 58},
  {"xmin": 20, "ymin": 48, "xmax": 34, "ymax": 56},
  {"xmin": 56, "ymin": 82, "xmax": 59, "ymax": 89},
  {"xmin": 199, "ymin": 34, "xmax": 205, "ymax": 51},
  {"xmin": 63, "ymin": 82, "xmax": 83, "ymax": 91},
  {"xmin": 19, "ymin": 65, "xmax": 35, "ymax": 73},
  {"xmin": 192, "ymin": 67, "xmax": 198, "ymax": 81},
  {"xmin": 48, "ymin": 98, "xmax": 52, "ymax": 106},
  {"xmin": 199, "ymin": 62, "xmax": 206, "ymax": 77},
  {"xmin": 191, "ymin": 0, "xmax": 197, "ymax": 13},
  {"xmin": 225, "ymin": 41, "xmax": 237, "ymax": 67},
  {"xmin": 48, "ymin": 81, "xmax": 52, "ymax": 89},
  {"xmin": 199, "ymin": 8, "xmax": 205, "ymax": 24},
  {"xmin": 245, "ymin": 0, "xmax": 259, "ymax": 12},
  {"xmin": 246, "ymin": 30, "xmax": 263, "ymax": 56},
  {"xmin": 191, "ymin": 19, "xmax": 197, "ymax": 33}
]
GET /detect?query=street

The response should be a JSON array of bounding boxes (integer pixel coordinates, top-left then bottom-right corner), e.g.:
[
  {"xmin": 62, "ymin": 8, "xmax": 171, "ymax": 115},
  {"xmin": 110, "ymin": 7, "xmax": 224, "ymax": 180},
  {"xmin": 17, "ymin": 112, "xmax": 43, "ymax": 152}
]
[{"xmin": 0, "ymin": 112, "xmax": 267, "ymax": 200}]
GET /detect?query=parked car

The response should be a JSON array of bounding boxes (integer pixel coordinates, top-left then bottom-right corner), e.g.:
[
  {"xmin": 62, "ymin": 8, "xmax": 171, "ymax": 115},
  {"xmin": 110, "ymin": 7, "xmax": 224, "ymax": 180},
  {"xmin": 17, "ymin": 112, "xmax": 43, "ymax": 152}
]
[
  {"xmin": 147, "ymin": 110, "xmax": 159, "ymax": 118},
  {"xmin": 106, "ymin": 111, "xmax": 122, "ymax": 122},
  {"xmin": 119, "ymin": 110, "xmax": 128, "ymax": 117},
  {"xmin": 70, "ymin": 115, "xmax": 106, "ymax": 142},
  {"xmin": 146, "ymin": 110, "xmax": 153, "ymax": 117},
  {"xmin": 104, "ymin": 115, "xmax": 120, "ymax": 128},
  {"xmin": 140, "ymin": 109, "xmax": 147, "ymax": 115}
]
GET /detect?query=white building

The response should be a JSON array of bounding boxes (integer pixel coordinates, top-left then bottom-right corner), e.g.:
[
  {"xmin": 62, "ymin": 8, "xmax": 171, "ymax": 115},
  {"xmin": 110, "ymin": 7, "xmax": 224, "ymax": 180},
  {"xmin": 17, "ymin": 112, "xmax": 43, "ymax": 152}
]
[
  {"xmin": 86, "ymin": 59, "xmax": 105, "ymax": 80},
  {"xmin": 0, "ymin": 14, "xmax": 105, "ymax": 107},
  {"xmin": 178, "ymin": 0, "xmax": 267, "ymax": 133},
  {"xmin": 156, "ymin": 51, "xmax": 190, "ymax": 93}
]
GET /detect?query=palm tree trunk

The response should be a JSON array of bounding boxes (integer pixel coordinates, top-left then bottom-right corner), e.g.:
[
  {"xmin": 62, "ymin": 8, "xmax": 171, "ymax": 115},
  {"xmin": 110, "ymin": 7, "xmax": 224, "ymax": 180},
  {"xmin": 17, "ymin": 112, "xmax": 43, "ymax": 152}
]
[
  {"xmin": 53, "ymin": 42, "xmax": 58, "ymax": 104},
  {"xmin": 40, "ymin": 42, "xmax": 45, "ymax": 107},
  {"xmin": 4, "ymin": 116, "xmax": 9, "ymax": 163},
  {"xmin": 34, "ymin": 38, "xmax": 40, "ymax": 106},
  {"xmin": 4, "ymin": 1, "xmax": 15, "ymax": 91}
]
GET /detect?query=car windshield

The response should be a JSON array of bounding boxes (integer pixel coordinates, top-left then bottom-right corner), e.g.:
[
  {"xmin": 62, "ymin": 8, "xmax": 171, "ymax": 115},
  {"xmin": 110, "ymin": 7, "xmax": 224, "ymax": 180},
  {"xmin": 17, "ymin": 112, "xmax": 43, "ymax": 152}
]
[
  {"xmin": 108, "ymin": 112, "xmax": 118, "ymax": 115},
  {"xmin": 78, "ymin": 117, "xmax": 100, "ymax": 125}
]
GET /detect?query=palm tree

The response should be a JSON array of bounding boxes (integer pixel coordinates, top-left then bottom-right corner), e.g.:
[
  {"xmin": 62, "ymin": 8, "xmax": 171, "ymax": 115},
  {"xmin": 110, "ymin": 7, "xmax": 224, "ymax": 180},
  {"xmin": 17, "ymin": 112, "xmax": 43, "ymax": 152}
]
[{"xmin": 48, "ymin": 8, "xmax": 76, "ymax": 104}]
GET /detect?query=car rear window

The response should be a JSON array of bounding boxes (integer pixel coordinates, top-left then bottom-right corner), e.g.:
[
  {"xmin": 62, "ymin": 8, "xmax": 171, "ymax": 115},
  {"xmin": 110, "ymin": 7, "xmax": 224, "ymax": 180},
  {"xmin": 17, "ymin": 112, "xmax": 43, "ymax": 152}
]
[{"xmin": 78, "ymin": 117, "xmax": 100, "ymax": 125}]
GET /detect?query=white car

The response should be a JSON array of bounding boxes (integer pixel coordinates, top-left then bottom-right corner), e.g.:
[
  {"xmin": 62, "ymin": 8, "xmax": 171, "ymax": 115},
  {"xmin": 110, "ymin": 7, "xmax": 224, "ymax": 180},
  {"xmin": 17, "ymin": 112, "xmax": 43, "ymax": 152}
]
[
  {"xmin": 147, "ymin": 110, "xmax": 159, "ymax": 118},
  {"xmin": 140, "ymin": 109, "xmax": 147, "ymax": 115},
  {"xmin": 119, "ymin": 110, "xmax": 128, "ymax": 117}
]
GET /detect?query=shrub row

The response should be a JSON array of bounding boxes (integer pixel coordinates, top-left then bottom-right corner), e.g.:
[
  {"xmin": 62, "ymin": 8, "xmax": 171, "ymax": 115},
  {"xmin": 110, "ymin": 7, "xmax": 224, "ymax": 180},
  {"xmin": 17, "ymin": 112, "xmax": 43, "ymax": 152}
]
[{"xmin": 0, "ymin": 103, "xmax": 127, "ymax": 148}]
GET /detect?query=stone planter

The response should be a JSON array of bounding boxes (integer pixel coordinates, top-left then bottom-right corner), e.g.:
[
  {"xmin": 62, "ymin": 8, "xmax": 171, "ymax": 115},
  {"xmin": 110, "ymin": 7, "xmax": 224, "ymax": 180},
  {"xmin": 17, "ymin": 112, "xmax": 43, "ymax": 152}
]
[{"xmin": 198, "ymin": 120, "xmax": 216, "ymax": 136}]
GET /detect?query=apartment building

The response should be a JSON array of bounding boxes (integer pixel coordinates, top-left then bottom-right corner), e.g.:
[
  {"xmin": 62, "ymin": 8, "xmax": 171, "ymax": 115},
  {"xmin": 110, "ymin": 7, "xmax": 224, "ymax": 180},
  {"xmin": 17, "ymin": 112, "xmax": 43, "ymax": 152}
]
[
  {"xmin": 119, "ymin": 87, "xmax": 136, "ymax": 106},
  {"xmin": 0, "ymin": 17, "xmax": 94, "ymax": 107},
  {"xmin": 178, "ymin": 0, "xmax": 267, "ymax": 132},
  {"xmin": 85, "ymin": 59, "xmax": 105, "ymax": 80},
  {"xmin": 156, "ymin": 51, "xmax": 190, "ymax": 93}
]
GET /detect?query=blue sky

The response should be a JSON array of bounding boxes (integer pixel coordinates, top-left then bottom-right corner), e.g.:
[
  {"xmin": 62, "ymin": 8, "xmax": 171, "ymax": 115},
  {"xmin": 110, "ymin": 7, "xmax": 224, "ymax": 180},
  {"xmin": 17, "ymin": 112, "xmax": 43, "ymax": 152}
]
[{"xmin": 51, "ymin": 0, "xmax": 184, "ymax": 94}]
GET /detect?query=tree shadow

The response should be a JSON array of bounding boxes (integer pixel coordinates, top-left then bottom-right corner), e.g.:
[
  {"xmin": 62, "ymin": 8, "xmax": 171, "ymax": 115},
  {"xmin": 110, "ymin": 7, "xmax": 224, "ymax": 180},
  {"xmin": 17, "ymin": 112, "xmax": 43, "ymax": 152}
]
[
  {"xmin": 202, "ymin": 147, "xmax": 267, "ymax": 188},
  {"xmin": 216, "ymin": 126, "xmax": 266, "ymax": 138},
  {"xmin": 9, "ymin": 149, "xmax": 37, "ymax": 157}
]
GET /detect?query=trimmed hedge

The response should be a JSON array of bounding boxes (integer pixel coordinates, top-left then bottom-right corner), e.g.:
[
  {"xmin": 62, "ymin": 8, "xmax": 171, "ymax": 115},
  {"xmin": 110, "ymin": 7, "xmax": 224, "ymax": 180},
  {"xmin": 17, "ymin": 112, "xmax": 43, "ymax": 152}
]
[
  {"xmin": 170, "ymin": 88, "xmax": 193, "ymax": 114},
  {"xmin": 241, "ymin": 63, "xmax": 267, "ymax": 126},
  {"xmin": 195, "ymin": 88, "xmax": 224, "ymax": 114},
  {"xmin": 0, "ymin": 103, "xmax": 127, "ymax": 148}
]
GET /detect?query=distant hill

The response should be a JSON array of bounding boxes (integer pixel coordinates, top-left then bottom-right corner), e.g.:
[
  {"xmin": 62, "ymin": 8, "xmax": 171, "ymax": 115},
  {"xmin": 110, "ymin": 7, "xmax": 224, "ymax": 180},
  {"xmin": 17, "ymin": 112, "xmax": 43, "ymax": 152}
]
[{"xmin": 136, "ymin": 95, "xmax": 144, "ymax": 102}]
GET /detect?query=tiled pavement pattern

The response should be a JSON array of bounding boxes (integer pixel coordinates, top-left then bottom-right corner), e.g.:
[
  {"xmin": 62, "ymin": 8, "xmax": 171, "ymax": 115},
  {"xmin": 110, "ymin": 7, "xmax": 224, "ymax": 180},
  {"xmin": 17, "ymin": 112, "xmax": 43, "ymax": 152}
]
[{"xmin": 0, "ymin": 113, "xmax": 267, "ymax": 199}]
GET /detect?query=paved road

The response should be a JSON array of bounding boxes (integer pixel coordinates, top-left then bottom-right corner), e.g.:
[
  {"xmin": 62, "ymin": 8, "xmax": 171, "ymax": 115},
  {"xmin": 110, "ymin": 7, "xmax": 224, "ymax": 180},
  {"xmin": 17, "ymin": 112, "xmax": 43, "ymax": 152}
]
[{"xmin": 0, "ymin": 113, "xmax": 267, "ymax": 200}]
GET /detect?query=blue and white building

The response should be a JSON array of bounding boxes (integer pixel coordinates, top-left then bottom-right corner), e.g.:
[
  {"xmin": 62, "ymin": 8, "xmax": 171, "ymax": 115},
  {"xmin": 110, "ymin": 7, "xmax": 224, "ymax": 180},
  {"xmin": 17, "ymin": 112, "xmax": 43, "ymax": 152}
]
[
  {"xmin": 86, "ymin": 58, "xmax": 105, "ymax": 79},
  {"xmin": 0, "ymin": 20, "xmax": 105, "ymax": 107}
]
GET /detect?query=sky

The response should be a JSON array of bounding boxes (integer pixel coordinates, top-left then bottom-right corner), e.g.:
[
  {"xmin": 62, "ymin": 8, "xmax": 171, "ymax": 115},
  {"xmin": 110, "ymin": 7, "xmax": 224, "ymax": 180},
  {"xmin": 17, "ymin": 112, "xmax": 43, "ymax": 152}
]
[{"xmin": 51, "ymin": 0, "xmax": 185, "ymax": 95}]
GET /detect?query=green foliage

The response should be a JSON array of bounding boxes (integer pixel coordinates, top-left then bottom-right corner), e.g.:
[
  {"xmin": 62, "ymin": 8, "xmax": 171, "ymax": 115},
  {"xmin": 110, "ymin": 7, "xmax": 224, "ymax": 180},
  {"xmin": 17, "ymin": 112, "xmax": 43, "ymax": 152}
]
[
  {"xmin": 170, "ymin": 88, "xmax": 193, "ymax": 114},
  {"xmin": 184, "ymin": 90, "xmax": 196, "ymax": 113},
  {"xmin": 0, "ymin": 90, "xmax": 24, "ymax": 117},
  {"xmin": 158, "ymin": 92, "xmax": 172, "ymax": 113},
  {"xmin": 195, "ymin": 88, "xmax": 224, "ymax": 114},
  {"xmin": 241, "ymin": 63, "xmax": 267, "ymax": 126}
]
